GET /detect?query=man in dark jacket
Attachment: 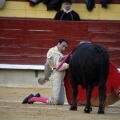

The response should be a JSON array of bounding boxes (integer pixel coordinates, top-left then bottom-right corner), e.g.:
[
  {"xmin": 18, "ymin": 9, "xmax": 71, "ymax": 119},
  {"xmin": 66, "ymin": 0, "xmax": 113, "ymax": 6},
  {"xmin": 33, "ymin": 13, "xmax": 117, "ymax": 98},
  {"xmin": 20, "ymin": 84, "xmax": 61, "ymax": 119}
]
[{"xmin": 54, "ymin": 0, "xmax": 80, "ymax": 21}]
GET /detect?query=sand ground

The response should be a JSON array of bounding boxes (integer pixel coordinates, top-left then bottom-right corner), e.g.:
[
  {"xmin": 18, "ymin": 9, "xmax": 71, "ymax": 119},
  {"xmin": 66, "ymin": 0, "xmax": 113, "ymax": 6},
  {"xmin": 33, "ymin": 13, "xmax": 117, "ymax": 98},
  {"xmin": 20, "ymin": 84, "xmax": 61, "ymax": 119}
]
[{"xmin": 0, "ymin": 86, "xmax": 120, "ymax": 120}]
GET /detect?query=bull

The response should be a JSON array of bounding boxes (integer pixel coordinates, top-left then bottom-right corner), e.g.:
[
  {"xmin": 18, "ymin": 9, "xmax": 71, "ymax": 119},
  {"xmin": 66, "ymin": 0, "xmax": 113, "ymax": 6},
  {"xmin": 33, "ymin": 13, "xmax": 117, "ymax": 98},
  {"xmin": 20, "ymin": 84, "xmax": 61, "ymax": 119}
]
[{"xmin": 69, "ymin": 41, "xmax": 110, "ymax": 114}]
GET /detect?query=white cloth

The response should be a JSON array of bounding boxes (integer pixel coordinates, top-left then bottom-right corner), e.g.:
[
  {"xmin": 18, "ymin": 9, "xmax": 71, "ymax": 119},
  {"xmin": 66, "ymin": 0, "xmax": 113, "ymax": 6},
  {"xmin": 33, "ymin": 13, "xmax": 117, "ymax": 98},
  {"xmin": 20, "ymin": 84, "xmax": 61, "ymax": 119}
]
[{"xmin": 63, "ymin": 8, "xmax": 72, "ymax": 13}]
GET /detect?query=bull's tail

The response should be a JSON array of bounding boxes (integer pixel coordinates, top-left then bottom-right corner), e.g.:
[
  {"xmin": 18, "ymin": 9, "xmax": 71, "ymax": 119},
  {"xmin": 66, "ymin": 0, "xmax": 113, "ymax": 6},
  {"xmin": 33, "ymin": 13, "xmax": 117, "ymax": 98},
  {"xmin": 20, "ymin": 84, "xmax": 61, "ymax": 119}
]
[
  {"xmin": 95, "ymin": 45, "xmax": 110, "ymax": 100},
  {"xmin": 95, "ymin": 45, "xmax": 110, "ymax": 113}
]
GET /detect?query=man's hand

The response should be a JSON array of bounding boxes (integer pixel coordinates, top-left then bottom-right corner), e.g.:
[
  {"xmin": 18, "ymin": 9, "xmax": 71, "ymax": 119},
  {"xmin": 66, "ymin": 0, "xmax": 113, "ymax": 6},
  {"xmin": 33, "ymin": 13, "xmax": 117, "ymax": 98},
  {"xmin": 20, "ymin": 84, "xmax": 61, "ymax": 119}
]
[
  {"xmin": 44, "ymin": 77, "xmax": 49, "ymax": 82},
  {"xmin": 38, "ymin": 77, "xmax": 49, "ymax": 85}
]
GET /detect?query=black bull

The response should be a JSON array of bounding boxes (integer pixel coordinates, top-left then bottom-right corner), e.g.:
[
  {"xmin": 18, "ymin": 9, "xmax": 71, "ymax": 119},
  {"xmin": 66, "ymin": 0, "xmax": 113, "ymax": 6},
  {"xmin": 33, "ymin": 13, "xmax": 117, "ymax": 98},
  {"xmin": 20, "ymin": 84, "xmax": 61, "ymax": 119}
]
[{"xmin": 69, "ymin": 43, "xmax": 110, "ymax": 114}]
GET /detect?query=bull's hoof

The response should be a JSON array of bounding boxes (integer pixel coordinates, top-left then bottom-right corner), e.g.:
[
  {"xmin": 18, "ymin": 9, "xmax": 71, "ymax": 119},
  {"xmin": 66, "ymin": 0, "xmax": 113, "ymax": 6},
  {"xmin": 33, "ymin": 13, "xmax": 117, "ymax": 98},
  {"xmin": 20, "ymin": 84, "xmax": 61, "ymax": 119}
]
[
  {"xmin": 69, "ymin": 106, "xmax": 77, "ymax": 111},
  {"xmin": 84, "ymin": 108, "xmax": 90, "ymax": 113},
  {"xmin": 98, "ymin": 110, "xmax": 105, "ymax": 114}
]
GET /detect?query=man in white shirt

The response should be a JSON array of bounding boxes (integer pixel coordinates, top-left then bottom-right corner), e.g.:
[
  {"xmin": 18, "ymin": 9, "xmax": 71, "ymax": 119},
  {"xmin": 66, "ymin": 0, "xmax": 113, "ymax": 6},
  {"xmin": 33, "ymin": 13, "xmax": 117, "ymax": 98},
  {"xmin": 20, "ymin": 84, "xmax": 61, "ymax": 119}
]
[{"xmin": 22, "ymin": 38, "xmax": 69, "ymax": 105}]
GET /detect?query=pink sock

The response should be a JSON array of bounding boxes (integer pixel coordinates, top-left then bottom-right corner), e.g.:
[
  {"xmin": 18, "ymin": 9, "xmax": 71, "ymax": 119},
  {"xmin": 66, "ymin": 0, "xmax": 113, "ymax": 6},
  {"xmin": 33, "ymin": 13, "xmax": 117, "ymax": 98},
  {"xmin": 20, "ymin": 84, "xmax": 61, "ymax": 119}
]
[{"xmin": 28, "ymin": 96, "xmax": 49, "ymax": 104}]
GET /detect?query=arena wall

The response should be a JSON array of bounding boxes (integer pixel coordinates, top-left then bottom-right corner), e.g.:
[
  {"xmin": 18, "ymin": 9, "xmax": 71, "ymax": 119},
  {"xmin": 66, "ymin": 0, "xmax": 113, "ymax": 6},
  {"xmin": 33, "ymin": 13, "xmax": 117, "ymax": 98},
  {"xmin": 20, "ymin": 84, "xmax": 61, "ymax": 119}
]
[{"xmin": 0, "ymin": 0, "xmax": 120, "ymax": 87}]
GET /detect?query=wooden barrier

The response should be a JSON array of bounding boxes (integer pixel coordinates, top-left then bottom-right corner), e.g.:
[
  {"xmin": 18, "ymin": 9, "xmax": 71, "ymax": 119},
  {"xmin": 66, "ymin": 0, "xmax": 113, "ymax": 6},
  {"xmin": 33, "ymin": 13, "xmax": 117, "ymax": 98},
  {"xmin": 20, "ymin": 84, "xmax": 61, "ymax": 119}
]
[{"xmin": 0, "ymin": 18, "xmax": 120, "ymax": 68}]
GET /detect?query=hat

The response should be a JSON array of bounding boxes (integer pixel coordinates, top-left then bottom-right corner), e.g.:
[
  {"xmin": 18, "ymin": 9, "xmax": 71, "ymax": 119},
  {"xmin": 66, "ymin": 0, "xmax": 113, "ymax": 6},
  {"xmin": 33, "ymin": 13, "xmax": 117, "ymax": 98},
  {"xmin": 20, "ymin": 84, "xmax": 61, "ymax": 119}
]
[
  {"xmin": 63, "ymin": 0, "xmax": 72, "ymax": 4},
  {"xmin": 38, "ymin": 78, "xmax": 46, "ymax": 85}
]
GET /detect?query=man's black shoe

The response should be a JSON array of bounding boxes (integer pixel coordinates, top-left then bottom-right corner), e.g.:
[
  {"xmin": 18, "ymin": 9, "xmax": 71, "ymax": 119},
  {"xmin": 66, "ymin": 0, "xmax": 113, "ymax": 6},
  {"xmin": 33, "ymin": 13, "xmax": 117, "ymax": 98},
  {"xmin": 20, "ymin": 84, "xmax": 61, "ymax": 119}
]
[
  {"xmin": 22, "ymin": 94, "xmax": 34, "ymax": 104},
  {"xmin": 35, "ymin": 93, "xmax": 41, "ymax": 97}
]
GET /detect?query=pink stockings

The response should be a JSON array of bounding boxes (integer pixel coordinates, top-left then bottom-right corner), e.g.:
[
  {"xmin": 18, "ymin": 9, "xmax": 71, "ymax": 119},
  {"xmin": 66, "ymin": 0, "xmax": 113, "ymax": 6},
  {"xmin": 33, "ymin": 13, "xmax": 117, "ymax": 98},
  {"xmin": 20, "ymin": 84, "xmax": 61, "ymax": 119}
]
[{"xmin": 28, "ymin": 96, "xmax": 49, "ymax": 104}]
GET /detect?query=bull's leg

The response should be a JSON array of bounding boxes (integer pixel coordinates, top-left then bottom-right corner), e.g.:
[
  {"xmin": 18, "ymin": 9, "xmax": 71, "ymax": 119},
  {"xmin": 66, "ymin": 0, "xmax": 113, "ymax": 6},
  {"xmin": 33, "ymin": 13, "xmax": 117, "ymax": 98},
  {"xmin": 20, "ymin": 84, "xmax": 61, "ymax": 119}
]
[
  {"xmin": 98, "ymin": 83, "xmax": 106, "ymax": 114},
  {"xmin": 70, "ymin": 85, "xmax": 78, "ymax": 111},
  {"xmin": 84, "ymin": 87, "xmax": 93, "ymax": 113}
]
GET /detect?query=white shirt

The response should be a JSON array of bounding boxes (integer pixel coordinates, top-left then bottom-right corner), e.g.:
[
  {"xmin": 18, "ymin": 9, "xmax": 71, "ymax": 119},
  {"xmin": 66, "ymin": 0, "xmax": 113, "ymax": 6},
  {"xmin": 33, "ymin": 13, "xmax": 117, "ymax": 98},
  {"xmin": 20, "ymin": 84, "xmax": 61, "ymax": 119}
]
[{"xmin": 63, "ymin": 8, "xmax": 72, "ymax": 13}]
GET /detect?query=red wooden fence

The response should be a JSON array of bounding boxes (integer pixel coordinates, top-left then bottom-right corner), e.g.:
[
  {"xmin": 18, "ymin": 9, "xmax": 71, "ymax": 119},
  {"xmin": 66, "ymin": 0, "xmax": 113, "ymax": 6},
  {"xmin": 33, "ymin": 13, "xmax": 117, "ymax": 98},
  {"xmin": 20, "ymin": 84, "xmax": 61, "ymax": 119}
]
[{"xmin": 0, "ymin": 18, "xmax": 120, "ymax": 67}]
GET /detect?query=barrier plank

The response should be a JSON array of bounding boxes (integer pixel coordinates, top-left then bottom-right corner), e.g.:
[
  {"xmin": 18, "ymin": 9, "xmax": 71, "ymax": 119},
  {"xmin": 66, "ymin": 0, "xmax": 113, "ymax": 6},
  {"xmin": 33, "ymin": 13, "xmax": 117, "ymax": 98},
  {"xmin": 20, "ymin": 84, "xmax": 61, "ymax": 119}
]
[{"xmin": 0, "ymin": 18, "xmax": 120, "ymax": 68}]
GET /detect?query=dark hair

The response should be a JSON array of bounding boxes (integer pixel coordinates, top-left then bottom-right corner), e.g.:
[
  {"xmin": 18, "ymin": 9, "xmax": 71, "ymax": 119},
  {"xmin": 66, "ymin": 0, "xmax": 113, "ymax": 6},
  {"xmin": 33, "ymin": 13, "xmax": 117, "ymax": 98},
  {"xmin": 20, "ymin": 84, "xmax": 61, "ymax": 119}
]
[
  {"xmin": 63, "ymin": 0, "xmax": 72, "ymax": 4},
  {"xmin": 58, "ymin": 38, "xmax": 68, "ymax": 45}
]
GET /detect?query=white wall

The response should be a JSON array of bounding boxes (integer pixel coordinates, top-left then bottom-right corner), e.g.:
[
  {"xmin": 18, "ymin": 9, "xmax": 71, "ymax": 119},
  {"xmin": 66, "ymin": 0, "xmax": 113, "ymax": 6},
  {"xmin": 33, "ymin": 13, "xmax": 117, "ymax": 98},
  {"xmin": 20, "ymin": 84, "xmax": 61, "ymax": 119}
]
[{"xmin": 0, "ymin": 69, "xmax": 51, "ymax": 87}]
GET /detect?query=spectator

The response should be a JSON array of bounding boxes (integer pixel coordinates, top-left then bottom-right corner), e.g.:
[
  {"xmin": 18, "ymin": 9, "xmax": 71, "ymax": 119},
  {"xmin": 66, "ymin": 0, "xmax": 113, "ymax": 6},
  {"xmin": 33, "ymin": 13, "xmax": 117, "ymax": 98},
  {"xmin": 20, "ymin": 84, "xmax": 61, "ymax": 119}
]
[{"xmin": 54, "ymin": 0, "xmax": 80, "ymax": 21}]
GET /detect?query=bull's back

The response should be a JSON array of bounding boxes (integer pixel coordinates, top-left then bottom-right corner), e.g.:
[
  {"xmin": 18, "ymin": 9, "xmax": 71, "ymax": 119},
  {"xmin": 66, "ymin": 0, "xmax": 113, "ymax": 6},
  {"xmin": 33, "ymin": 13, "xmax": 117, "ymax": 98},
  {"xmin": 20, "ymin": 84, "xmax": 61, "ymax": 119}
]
[
  {"xmin": 70, "ymin": 43, "xmax": 109, "ymax": 87},
  {"xmin": 70, "ymin": 43, "xmax": 99, "ymax": 72}
]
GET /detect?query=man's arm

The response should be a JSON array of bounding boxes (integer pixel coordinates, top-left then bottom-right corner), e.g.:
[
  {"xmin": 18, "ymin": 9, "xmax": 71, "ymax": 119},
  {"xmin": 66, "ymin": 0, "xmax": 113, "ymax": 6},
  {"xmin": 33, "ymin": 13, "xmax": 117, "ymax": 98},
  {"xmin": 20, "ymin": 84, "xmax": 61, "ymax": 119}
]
[{"xmin": 53, "ymin": 53, "xmax": 69, "ymax": 71}]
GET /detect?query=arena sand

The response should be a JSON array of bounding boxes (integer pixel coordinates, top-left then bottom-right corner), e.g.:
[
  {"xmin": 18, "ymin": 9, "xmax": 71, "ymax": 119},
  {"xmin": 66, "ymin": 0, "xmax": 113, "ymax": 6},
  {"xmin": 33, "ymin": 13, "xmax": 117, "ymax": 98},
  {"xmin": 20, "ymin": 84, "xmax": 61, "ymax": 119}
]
[{"xmin": 0, "ymin": 86, "xmax": 120, "ymax": 120}]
